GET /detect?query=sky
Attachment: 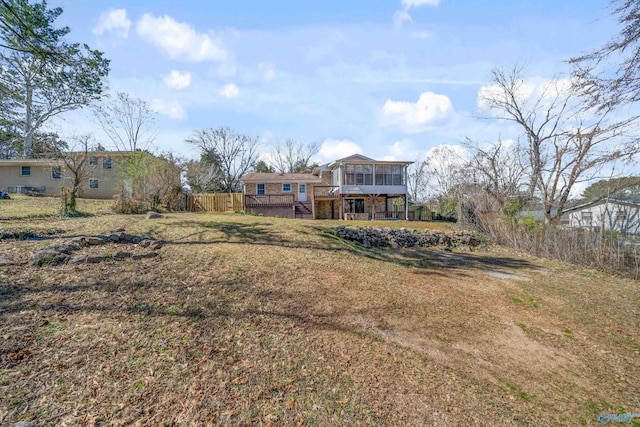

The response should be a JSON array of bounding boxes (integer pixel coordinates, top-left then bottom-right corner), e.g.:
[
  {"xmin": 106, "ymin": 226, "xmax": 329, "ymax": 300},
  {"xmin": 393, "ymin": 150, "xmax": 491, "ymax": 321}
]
[{"xmin": 45, "ymin": 0, "xmax": 621, "ymax": 166}]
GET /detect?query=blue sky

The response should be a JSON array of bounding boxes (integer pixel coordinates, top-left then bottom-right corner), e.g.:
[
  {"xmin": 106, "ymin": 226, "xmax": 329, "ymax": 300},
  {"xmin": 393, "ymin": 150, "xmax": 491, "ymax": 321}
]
[{"xmin": 47, "ymin": 0, "xmax": 618, "ymax": 164}]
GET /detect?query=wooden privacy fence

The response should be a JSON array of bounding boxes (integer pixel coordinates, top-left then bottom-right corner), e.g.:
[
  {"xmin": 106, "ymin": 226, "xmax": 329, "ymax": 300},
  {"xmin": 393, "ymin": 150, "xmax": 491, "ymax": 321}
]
[{"xmin": 185, "ymin": 193, "xmax": 244, "ymax": 212}]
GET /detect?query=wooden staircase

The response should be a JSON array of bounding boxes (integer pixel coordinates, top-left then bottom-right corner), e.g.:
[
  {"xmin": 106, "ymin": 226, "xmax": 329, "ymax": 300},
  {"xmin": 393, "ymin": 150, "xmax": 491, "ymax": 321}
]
[{"xmin": 294, "ymin": 202, "xmax": 313, "ymax": 219}]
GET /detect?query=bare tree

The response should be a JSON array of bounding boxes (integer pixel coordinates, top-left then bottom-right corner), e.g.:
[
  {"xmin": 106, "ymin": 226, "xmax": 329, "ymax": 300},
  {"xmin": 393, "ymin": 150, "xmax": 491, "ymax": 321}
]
[
  {"xmin": 145, "ymin": 152, "xmax": 184, "ymax": 211},
  {"xmin": 271, "ymin": 139, "xmax": 320, "ymax": 173},
  {"xmin": 406, "ymin": 158, "xmax": 430, "ymax": 203},
  {"xmin": 94, "ymin": 92, "xmax": 157, "ymax": 200},
  {"xmin": 58, "ymin": 133, "xmax": 92, "ymax": 215},
  {"xmin": 570, "ymin": 0, "xmax": 640, "ymax": 108},
  {"xmin": 186, "ymin": 127, "xmax": 260, "ymax": 193},
  {"xmin": 480, "ymin": 65, "xmax": 640, "ymax": 222}
]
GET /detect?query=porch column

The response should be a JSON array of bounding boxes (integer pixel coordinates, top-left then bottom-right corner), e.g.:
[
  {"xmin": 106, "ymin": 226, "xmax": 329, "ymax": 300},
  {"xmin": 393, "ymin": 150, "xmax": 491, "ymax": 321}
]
[{"xmin": 405, "ymin": 194, "xmax": 408, "ymax": 221}]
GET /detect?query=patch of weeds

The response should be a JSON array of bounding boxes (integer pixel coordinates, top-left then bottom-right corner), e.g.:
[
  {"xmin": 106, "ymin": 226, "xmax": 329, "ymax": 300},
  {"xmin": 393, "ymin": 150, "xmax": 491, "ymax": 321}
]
[
  {"xmin": 516, "ymin": 322, "xmax": 527, "ymax": 332},
  {"xmin": 512, "ymin": 297, "xmax": 524, "ymax": 304},
  {"xmin": 578, "ymin": 416, "xmax": 587, "ymax": 426},
  {"xmin": 166, "ymin": 306, "xmax": 179, "ymax": 315},
  {"xmin": 626, "ymin": 337, "xmax": 640, "ymax": 352},
  {"xmin": 135, "ymin": 380, "xmax": 145, "ymax": 390},
  {"xmin": 44, "ymin": 322, "xmax": 62, "ymax": 333},
  {"xmin": 562, "ymin": 328, "xmax": 574, "ymax": 339},
  {"xmin": 0, "ymin": 376, "xmax": 9, "ymax": 386},
  {"xmin": 505, "ymin": 381, "xmax": 531, "ymax": 401},
  {"xmin": 527, "ymin": 297, "xmax": 538, "ymax": 308},
  {"xmin": 233, "ymin": 266, "xmax": 244, "ymax": 275},
  {"xmin": 580, "ymin": 272, "xmax": 595, "ymax": 278}
]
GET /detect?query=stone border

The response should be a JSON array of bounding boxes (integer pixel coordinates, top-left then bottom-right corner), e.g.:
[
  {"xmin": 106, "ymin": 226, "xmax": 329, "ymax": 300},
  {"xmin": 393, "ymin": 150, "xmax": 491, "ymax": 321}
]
[
  {"xmin": 334, "ymin": 226, "xmax": 482, "ymax": 249},
  {"xmin": 27, "ymin": 229, "xmax": 164, "ymax": 267}
]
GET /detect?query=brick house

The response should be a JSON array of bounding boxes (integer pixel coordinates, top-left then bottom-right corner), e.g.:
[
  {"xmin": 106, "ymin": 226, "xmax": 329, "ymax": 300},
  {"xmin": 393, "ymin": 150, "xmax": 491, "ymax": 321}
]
[{"xmin": 240, "ymin": 154, "xmax": 413, "ymax": 220}]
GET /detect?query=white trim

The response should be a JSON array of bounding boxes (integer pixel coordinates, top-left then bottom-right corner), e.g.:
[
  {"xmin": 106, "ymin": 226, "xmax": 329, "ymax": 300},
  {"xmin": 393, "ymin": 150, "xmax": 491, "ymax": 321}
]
[{"xmin": 256, "ymin": 183, "xmax": 266, "ymax": 195}]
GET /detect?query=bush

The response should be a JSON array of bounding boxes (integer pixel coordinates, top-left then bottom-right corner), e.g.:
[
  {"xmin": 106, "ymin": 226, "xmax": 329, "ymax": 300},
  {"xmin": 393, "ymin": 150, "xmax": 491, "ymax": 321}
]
[{"xmin": 111, "ymin": 195, "xmax": 147, "ymax": 214}]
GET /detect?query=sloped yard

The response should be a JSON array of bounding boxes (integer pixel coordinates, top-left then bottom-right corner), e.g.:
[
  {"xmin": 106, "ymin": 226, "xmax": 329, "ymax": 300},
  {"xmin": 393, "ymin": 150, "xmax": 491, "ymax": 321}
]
[{"xmin": 0, "ymin": 213, "xmax": 638, "ymax": 425}]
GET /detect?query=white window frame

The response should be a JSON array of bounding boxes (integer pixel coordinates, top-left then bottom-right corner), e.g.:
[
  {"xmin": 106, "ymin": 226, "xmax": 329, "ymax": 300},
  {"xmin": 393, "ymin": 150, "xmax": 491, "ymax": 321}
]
[
  {"xmin": 282, "ymin": 183, "xmax": 292, "ymax": 192},
  {"xmin": 257, "ymin": 183, "xmax": 266, "ymax": 195}
]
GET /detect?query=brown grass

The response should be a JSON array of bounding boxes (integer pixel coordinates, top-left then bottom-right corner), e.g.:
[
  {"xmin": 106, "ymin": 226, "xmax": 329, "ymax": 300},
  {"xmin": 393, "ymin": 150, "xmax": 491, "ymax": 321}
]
[
  {"xmin": 0, "ymin": 194, "xmax": 112, "ymax": 219},
  {"xmin": 0, "ymin": 212, "xmax": 639, "ymax": 426}
]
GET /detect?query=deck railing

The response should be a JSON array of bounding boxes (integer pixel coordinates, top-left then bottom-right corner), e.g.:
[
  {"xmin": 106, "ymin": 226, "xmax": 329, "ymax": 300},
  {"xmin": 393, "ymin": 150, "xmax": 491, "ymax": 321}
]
[
  {"xmin": 313, "ymin": 186, "xmax": 340, "ymax": 198},
  {"xmin": 244, "ymin": 194, "xmax": 295, "ymax": 207},
  {"xmin": 372, "ymin": 211, "xmax": 409, "ymax": 221}
]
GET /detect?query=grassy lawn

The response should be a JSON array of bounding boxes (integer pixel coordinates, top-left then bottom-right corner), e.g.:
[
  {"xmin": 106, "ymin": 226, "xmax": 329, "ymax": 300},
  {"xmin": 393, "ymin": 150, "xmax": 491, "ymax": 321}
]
[
  {"xmin": 0, "ymin": 209, "xmax": 638, "ymax": 425},
  {"xmin": 0, "ymin": 194, "xmax": 113, "ymax": 219}
]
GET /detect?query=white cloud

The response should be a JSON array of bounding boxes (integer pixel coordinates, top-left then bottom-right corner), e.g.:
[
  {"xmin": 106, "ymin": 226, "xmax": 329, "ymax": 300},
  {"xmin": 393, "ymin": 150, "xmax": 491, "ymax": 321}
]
[
  {"xmin": 394, "ymin": 0, "xmax": 440, "ymax": 27},
  {"xmin": 393, "ymin": 10, "xmax": 412, "ymax": 28},
  {"xmin": 163, "ymin": 70, "xmax": 192, "ymax": 90},
  {"xmin": 258, "ymin": 62, "xmax": 276, "ymax": 82},
  {"xmin": 402, "ymin": 0, "xmax": 440, "ymax": 7},
  {"xmin": 219, "ymin": 83, "xmax": 240, "ymax": 99},
  {"xmin": 136, "ymin": 14, "xmax": 228, "ymax": 62},
  {"xmin": 477, "ymin": 77, "xmax": 575, "ymax": 111},
  {"xmin": 318, "ymin": 139, "xmax": 363, "ymax": 162},
  {"xmin": 151, "ymin": 99, "xmax": 186, "ymax": 120},
  {"xmin": 93, "ymin": 9, "xmax": 131, "ymax": 38},
  {"xmin": 384, "ymin": 139, "xmax": 417, "ymax": 161},
  {"xmin": 380, "ymin": 91, "xmax": 455, "ymax": 132}
]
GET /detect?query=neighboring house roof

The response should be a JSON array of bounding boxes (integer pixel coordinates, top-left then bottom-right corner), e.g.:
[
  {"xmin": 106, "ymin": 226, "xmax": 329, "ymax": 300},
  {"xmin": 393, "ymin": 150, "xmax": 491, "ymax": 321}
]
[
  {"xmin": 0, "ymin": 151, "xmax": 132, "ymax": 167},
  {"xmin": 327, "ymin": 153, "xmax": 413, "ymax": 168},
  {"xmin": 0, "ymin": 158, "xmax": 60, "ymax": 167},
  {"xmin": 563, "ymin": 198, "xmax": 640, "ymax": 214},
  {"xmin": 241, "ymin": 172, "xmax": 322, "ymax": 182}
]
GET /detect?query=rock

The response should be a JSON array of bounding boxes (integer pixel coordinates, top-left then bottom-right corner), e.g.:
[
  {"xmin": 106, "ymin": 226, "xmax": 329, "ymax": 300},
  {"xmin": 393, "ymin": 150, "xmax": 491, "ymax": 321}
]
[
  {"xmin": 86, "ymin": 255, "xmax": 106, "ymax": 264},
  {"xmin": 109, "ymin": 228, "xmax": 126, "ymax": 233},
  {"xmin": 132, "ymin": 252, "xmax": 159, "ymax": 260},
  {"xmin": 146, "ymin": 211, "xmax": 165, "ymax": 219},
  {"xmin": 70, "ymin": 236, "xmax": 87, "ymax": 246},
  {"xmin": 108, "ymin": 234, "xmax": 120, "ymax": 242},
  {"xmin": 48, "ymin": 243, "xmax": 81, "ymax": 254},
  {"xmin": 118, "ymin": 233, "xmax": 135, "ymax": 243},
  {"xmin": 138, "ymin": 239, "xmax": 151, "ymax": 248},
  {"xmin": 29, "ymin": 250, "xmax": 69, "ymax": 267},
  {"xmin": 13, "ymin": 422, "xmax": 43, "ymax": 427},
  {"xmin": 86, "ymin": 236, "xmax": 106, "ymax": 246},
  {"xmin": 0, "ymin": 255, "xmax": 13, "ymax": 266},
  {"xmin": 113, "ymin": 251, "xmax": 131, "ymax": 259},
  {"xmin": 148, "ymin": 240, "xmax": 163, "ymax": 250},
  {"xmin": 68, "ymin": 255, "xmax": 87, "ymax": 264}
]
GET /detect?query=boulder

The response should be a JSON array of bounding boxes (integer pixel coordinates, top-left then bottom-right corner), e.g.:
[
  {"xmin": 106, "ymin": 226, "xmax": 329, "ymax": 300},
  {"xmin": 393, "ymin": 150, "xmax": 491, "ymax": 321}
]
[
  {"xmin": 146, "ymin": 211, "xmax": 165, "ymax": 219},
  {"xmin": 29, "ymin": 250, "xmax": 69, "ymax": 267},
  {"xmin": 86, "ymin": 236, "xmax": 106, "ymax": 246},
  {"xmin": 13, "ymin": 422, "xmax": 43, "ymax": 427},
  {"xmin": 108, "ymin": 234, "xmax": 120, "ymax": 242},
  {"xmin": 68, "ymin": 255, "xmax": 88, "ymax": 264},
  {"xmin": 113, "ymin": 251, "xmax": 132, "ymax": 259},
  {"xmin": 138, "ymin": 239, "xmax": 151, "ymax": 248},
  {"xmin": 148, "ymin": 240, "xmax": 163, "ymax": 250},
  {"xmin": 70, "ymin": 236, "xmax": 87, "ymax": 246},
  {"xmin": 86, "ymin": 255, "xmax": 107, "ymax": 264}
]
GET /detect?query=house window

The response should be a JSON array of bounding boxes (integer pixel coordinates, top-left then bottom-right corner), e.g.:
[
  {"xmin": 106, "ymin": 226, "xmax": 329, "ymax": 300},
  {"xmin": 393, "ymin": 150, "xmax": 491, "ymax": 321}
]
[
  {"xmin": 375, "ymin": 165, "xmax": 404, "ymax": 186},
  {"xmin": 282, "ymin": 183, "xmax": 292, "ymax": 192},
  {"xmin": 257, "ymin": 183, "xmax": 266, "ymax": 195},
  {"xmin": 346, "ymin": 198, "xmax": 365, "ymax": 213},
  {"xmin": 344, "ymin": 164, "xmax": 372, "ymax": 185},
  {"xmin": 20, "ymin": 166, "xmax": 30, "ymax": 176},
  {"xmin": 89, "ymin": 179, "xmax": 99, "ymax": 189},
  {"xmin": 103, "ymin": 157, "xmax": 112, "ymax": 169},
  {"xmin": 89, "ymin": 156, "xmax": 98, "ymax": 166},
  {"xmin": 51, "ymin": 166, "xmax": 61, "ymax": 180},
  {"xmin": 581, "ymin": 211, "xmax": 592, "ymax": 224}
]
